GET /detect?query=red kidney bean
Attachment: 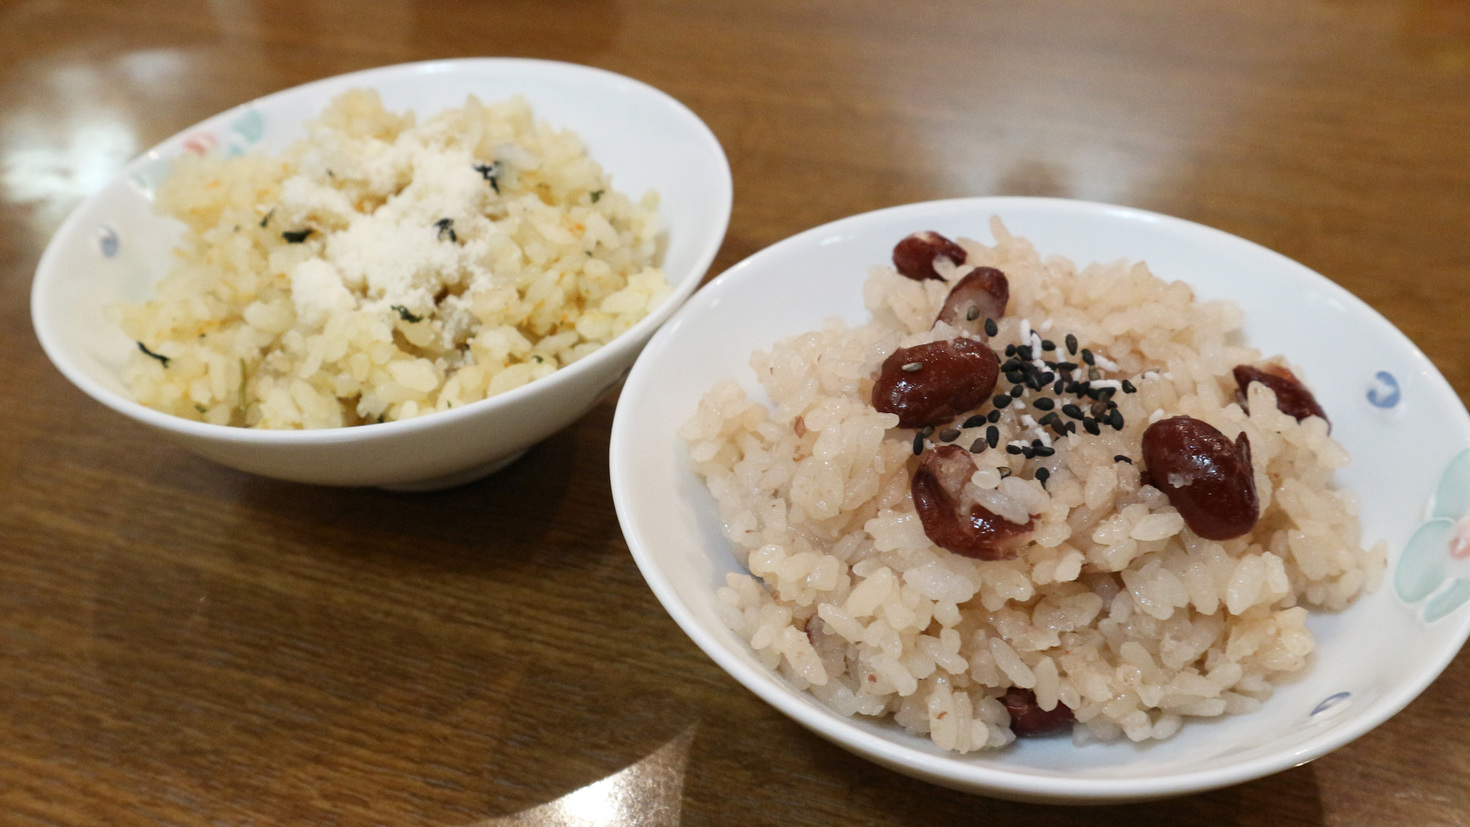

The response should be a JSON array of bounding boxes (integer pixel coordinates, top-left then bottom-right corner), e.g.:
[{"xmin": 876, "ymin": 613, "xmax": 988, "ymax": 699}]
[
  {"xmin": 1000, "ymin": 687, "xmax": 1075, "ymax": 737},
  {"xmin": 936, "ymin": 266, "xmax": 1009, "ymax": 337},
  {"xmin": 1233, "ymin": 364, "xmax": 1329, "ymax": 429},
  {"xmin": 1141, "ymin": 416, "xmax": 1259, "ymax": 541},
  {"xmin": 872, "ymin": 338, "xmax": 999, "ymax": 428},
  {"xmin": 893, "ymin": 231, "xmax": 967, "ymax": 281},
  {"xmin": 911, "ymin": 445, "xmax": 1033, "ymax": 560}
]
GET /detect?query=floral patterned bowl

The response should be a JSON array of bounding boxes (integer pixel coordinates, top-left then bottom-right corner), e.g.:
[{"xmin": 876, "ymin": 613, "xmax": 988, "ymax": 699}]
[
  {"xmin": 31, "ymin": 59, "xmax": 731, "ymax": 488},
  {"xmin": 609, "ymin": 197, "xmax": 1470, "ymax": 803}
]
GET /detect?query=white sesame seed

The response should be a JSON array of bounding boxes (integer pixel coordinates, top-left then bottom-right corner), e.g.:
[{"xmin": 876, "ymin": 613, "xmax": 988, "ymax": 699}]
[{"xmin": 1094, "ymin": 354, "xmax": 1119, "ymax": 371}]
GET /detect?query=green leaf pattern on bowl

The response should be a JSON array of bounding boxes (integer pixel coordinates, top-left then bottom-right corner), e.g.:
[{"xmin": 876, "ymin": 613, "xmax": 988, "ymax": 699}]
[{"xmin": 1395, "ymin": 448, "xmax": 1470, "ymax": 622}]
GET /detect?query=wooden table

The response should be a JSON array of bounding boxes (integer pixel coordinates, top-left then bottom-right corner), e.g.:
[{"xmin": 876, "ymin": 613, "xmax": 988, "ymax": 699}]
[{"xmin": 4, "ymin": 1, "xmax": 1469, "ymax": 823}]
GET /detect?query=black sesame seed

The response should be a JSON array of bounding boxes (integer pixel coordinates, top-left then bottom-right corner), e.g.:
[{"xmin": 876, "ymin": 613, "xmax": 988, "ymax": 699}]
[
  {"xmin": 1001, "ymin": 358, "xmax": 1022, "ymax": 372},
  {"xmin": 1016, "ymin": 345, "xmax": 1033, "ymax": 360},
  {"xmin": 1041, "ymin": 339, "xmax": 1056, "ymax": 351},
  {"xmin": 1109, "ymin": 409, "xmax": 1125, "ymax": 430},
  {"xmin": 1062, "ymin": 404, "xmax": 1084, "ymax": 419},
  {"xmin": 1006, "ymin": 444, "xmax": 1023, "ymax": 455},
  {"xmin": 1005, "ymin": 344, "xmax": 1018, "ymax": 357},
  {"xmin": 966, "ymin": 305, "xmax": 981, "ymax": 321},
  {"xmin": 1065, "ymin": 381, "xmax": 1082, "ymax": 394},
  {"xmin": 984, "ymin": 318, "xmax": 999, "ymax": 337},
  {"xmin": 994, "ymin": 395, "xmax": 1012, "ymax": 408},
  {"xmin": 962, "ymin": 414, "xmax": 987, "ymax": 429},
  {"xmin": 1065, "ymin": 333, "xmax": 1078, "ymax": 355},
  {"xmin": 1010, "ymin": 384, "xmax": 1026, "ymax": 398},
  {"xmin": 1026, "ymin": 372, "xmax": 1047, "ymax": 391},
  {"xmin": 913, "ymin": 434, "xmax": 925, "ymax": 455},
  {"xmin": 1053, "ymin": 378, "xmax": 1067, "ymax": 394},
  {"xmin": 1033, "ymin": 397, "xmax": 1055, "ymax": 411},
  {"xmin": 1066, "ymin": 422, "xmax": 1078, "ymax": 434},
  {"xmin": 1081, "ymin": 348, "xmax": 1095, "ymax": 366},
  {"xmin": 970, "ymin": 438, "xmax": 986, "ymax": 453},
  {"xmin": 1034, "ymin": 446, "xmax": 1056, "ymax": 458},
  {"xmin": 1114, "ymin": 454, "xmax": 1133, "ymax": 464},
  {"xmin": 1084, "ymin": 418, "xmax": 1101, "ymax": 436},
  {"xmin": 1122, "ymin": 379, "xmax": 1137, "ymax": 394},
  {"xmin": 901, "ymin": 361, "xmax": 924, "ymax": 373},
  {"xmin": 1088, "ymin": 367, "xmax": 1101, "ymax": 381},
  {"xmin": 1005, "ymin": 370, "xmax": 1026, "ymax": 384},
  {"xmin": 1099, "ymin": 387, "xmax": 1116, "ymax": 402},
  {"xmin": 1039, "ymin": 411, "xmax": 1062, "ymax": 429},
  {"xmin": 939, "ymin": 428, "xmax": 961, "ymax": 442},
  {"xmin": 1091, "ymin": 401, "xmax": 1110, "ymax": 418},
  {"xmin": 1055, "ymin": 361, "xmax": 1078, "ymax": 372},
  {"xmin": 987, "ymin": 409, "xmax": 1003, "ymax": 423},
  {"xmin": 986, "ymin": 425, "xmax": 1000, "ymax": 449},
  {"xmin": 1036, "ymin": 467, "xmax": 1051, "ymax": 486},
  {"xmin": 1020, "ymin": 446, "xmax": 1035, "ymax": 459},
  {"xmin": 921, "ymin": 425, "xmax": 936, "ymax": 438}
]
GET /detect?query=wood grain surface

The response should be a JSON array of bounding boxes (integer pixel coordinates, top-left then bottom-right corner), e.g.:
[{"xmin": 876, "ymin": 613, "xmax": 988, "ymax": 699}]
[{"xmin": 3, "ymin": 0, "xmax": 1469, "ymax": 824}]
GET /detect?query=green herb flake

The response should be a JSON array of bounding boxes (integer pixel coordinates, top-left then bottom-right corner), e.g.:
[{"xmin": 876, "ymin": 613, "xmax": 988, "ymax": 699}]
[
  {"xmin": 281, "ymin": 228, "xmax": 313, "ymax": 244},
  {"xmin": 137, "ymin": 342, "xmax": 170, "ymax": 368},
  {"xmin": 237, "ymin": 358, "xmax": 248, "ymax": 415},
  {"xmin": 392, "ymin": 305, "xmax": 424, "ymax": 323},
  {"xmin": 473, "ymin": 161, "xmax": 501, "ymax": 193},
  {"xmin": 590, "ymin": 190, "xmax": 604, "ymax": 203}
]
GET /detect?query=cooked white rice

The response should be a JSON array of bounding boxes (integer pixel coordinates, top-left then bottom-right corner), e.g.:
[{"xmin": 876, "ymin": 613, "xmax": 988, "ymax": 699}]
[
  {"xmin": 114, "ymin": 89, "xmax": 669, "ymax": 428},
  {"xmin": 680, "ymin": 217, "xmax": 1385, "ymax": 751}
]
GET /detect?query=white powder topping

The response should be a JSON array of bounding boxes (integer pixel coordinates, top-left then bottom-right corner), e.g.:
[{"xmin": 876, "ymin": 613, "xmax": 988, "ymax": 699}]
[{"xmin": 290, "ymin": 258, "xmax": 355, "ymax": 328}]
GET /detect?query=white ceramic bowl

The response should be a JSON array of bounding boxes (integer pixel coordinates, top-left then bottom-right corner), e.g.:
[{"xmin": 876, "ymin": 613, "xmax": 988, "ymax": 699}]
[
  {"xmin": 610, "ymin": 197, "xmax": 1470, "ymax": 803},
  {"xmin": 31, "ymin": 58, "xmax": 731, "ymax": 489}
]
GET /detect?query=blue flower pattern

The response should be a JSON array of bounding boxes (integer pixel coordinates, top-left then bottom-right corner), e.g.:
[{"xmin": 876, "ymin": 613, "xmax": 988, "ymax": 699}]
[
  {"xmin": 98, "ymin": 225, "xmax": 119, "ymax": 258},
  {"xmin": 1366, "ymin": 370, "xmax": 1400, "ymax": 409}
]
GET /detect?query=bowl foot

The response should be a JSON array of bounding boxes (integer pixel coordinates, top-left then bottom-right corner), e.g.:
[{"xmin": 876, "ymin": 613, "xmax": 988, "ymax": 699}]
[{"xmin": 378, "ymin": 450, "xmax": 529, "ymax": 492}]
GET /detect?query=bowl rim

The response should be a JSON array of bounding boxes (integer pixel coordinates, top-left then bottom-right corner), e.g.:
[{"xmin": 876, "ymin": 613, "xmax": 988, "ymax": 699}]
[
  {"xmin": 610, "ymin": 195, "xmax": 1470, "ymax": 802},
  {"xmin": 30, "ymin": 57, "xmax": 732, "ymax": 445}
]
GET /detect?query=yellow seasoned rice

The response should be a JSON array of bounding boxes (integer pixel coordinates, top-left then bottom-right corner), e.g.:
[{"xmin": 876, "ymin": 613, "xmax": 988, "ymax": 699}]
[
  {"xmin": 114, "ymin": 89, "xmax": 669, "ymax": 428},
  {"xmin": 680, "ymin": 218, "xmax": 1385, "ymax": 751}
]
